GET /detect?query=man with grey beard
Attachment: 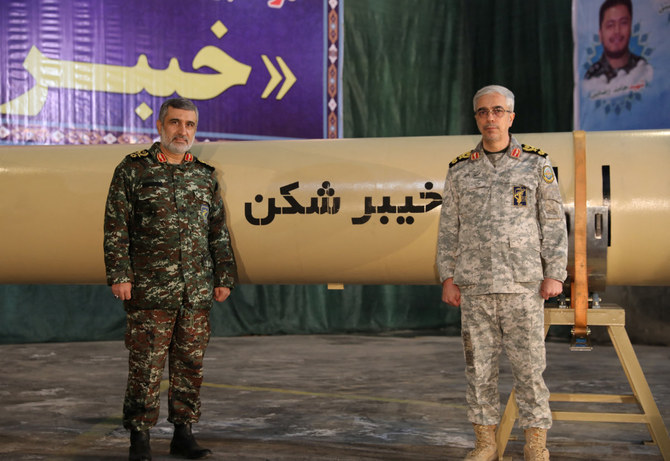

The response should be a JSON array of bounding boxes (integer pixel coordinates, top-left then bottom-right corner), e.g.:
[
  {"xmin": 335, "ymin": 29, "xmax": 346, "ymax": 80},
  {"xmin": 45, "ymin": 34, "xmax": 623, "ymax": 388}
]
[{"xmin": 104, "ymin": 97, "xmax": 237, "ymax": 460}]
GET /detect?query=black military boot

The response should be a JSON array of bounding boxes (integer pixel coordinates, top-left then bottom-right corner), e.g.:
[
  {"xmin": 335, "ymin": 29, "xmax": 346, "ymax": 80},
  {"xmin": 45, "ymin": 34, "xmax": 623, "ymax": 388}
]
[
  {"xmin": 129, "ymin": 429, "xmax": 151, "ymax": 461},
  {"xmin": 170, "ymin": 423, "xmax": 212, "ymax": 459}
]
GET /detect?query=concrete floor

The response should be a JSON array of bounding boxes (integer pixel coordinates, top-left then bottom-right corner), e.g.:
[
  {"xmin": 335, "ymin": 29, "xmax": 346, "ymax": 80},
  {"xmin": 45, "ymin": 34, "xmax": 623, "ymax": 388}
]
[{"xmin": 0, "ymin": 332, "xmax": 668, "ymax": 460}]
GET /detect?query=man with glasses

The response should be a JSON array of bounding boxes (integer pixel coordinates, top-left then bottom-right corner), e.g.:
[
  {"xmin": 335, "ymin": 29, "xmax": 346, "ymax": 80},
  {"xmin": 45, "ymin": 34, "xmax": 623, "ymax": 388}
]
[{"xmin": 436, "ymin": 85, "xmax": 567, "ymax": 461}]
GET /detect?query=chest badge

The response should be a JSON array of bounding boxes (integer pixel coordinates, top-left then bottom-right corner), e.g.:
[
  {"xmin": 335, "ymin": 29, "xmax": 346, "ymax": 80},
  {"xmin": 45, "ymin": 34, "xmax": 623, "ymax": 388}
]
[
  {"xmin": 542, "ymin": 165, "xmax": 555, "ymax": 183},
  {"xmin": 199, "ymin": 204, "xmax": 210, "ymax": 221},
  {"xmin": 513, "ymin": 186, "xmax": 527, "ymax": 206}
]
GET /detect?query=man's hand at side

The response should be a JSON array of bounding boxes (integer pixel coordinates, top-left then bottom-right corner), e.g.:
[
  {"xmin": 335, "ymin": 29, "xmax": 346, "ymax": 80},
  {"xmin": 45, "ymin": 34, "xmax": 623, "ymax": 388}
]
[
  {"xmin": 111, "ymin": 282, "xmax": 132, "ymax": 301},
  {"xmin": 214, "ymin": 287, "xmax": 231, "ymax": 302},
  {"xmin": 442, "ymin": 278, "xmax": 461, "ymax": 307}
]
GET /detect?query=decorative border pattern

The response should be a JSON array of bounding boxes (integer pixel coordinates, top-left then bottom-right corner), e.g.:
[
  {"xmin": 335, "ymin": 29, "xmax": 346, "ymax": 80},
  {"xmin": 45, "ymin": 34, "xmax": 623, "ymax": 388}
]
[
  {"xmin": 326, "ymin": 0, "xmax": 341, "ymax": 139},
  {"xmin": 0, "ymin": 125, "xmax": 155, "ymax": 145}
]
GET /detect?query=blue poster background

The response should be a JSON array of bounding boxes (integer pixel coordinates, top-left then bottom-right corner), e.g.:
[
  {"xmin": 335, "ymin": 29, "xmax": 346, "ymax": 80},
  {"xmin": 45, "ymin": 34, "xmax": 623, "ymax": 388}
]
[
  {"xmin": 0, "ymin": 0, "xmax": 342, "ymax": 144},
  {"xmin": 573, "ymin": 0, "xmax": 670, "ymax": 131}
]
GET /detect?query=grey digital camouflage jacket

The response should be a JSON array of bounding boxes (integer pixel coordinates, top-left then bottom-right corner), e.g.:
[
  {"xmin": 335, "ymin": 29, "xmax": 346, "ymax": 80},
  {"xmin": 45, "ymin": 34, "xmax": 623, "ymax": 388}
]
[
  {"xmin": 436, "ymin": 136, "xmax": 568, "ymax": 295},
  {"xmin": 104, "ymin": 142, "xmax": 237, "ymax": 311}
]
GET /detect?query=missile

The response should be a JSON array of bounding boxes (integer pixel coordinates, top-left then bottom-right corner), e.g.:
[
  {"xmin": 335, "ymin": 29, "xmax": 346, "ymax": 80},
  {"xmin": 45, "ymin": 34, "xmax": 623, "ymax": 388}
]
[{"xmin": 0, "ymin": 130, "xmax": 669, "ymax": 287}]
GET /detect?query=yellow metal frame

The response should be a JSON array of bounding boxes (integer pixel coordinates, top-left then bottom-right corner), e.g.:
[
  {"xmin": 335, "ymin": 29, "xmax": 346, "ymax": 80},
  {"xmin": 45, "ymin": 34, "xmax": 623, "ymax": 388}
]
[{"xmin": 496, "ymin": 307, "xmax": 670, "ymax": 460}]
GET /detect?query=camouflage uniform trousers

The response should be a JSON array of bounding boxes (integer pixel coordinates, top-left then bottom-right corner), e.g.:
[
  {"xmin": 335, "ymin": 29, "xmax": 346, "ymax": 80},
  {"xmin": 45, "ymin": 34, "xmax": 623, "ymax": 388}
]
[
  {"xmin": 460, "ymin": 291, "xmax": 551, "ymax": 429},
  {"xmin": 123, "ymin": 307, "xmax": 211, "ymax": 431}
]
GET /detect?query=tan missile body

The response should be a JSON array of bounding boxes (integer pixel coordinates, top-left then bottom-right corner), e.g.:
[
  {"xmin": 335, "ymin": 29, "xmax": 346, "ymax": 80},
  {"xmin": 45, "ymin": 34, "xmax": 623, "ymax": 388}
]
[{"xmin": 0, "ymin": 130, "xmax": 668, "ymax": 286}]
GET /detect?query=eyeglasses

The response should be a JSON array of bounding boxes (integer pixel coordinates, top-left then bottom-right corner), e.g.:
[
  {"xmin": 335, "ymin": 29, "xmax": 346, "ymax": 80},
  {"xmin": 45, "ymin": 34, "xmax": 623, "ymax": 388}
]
[{"xmin": 475, "ymin": 106, "xmax": 512, "ymax": 119}]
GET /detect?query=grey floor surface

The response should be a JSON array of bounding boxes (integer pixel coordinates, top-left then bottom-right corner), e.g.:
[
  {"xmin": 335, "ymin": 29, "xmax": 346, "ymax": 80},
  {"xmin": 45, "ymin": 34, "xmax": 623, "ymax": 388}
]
[{"xmin": 0, "ymin": 333, "xmax": 668, "ymax": 460}]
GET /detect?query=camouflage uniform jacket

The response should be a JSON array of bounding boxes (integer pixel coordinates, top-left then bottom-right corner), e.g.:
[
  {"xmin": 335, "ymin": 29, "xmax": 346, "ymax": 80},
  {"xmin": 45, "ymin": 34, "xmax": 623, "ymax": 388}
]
[
  {"xmin": 584, "ymin": 51, "xmax": 645, "ymax": 83},
  {"xmin": 436, "ymin": 136, "xmax": 568, "ymax": 295},
  {"xmin": 104, "ymin": 142, "xmax": 237, "ymax": 311}
]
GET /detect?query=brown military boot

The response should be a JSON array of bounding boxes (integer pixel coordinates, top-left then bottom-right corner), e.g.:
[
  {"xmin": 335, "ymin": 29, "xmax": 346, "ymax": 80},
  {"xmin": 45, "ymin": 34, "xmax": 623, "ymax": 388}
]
[
  {"xmin": 464, "ymin": 424, "xmax": 498, "ymax": 461},
  {"xmin": 524, "ymin": 427, "xmax": 550, "ymax": 461},
  {"xmin": 129, "ymin": 429, "xmax": 151, "ymax": 461},
  {"xmin": 170, "ymin": 423, "xmax": 212, "ymax": 459}
]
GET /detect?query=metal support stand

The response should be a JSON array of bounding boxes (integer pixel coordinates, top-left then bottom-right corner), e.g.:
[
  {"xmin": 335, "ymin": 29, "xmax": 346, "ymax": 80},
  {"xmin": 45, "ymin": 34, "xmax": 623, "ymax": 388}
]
[{"xmin": 496, "ymin": 306, "xmax": 670, "ymax": 460}]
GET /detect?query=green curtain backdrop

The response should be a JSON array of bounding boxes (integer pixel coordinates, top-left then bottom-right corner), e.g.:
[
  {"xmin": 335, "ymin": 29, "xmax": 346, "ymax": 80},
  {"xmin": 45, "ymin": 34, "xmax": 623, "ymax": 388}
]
[
  {"xmin": 343, "ymin": 0, "xmax": 474, "ymax": 137},
  {"xmin": 1, "ymin": 0, "xmax": 574, "ymax": 344},
  {"xmin": 344, "ymin": 0, "xmax": 573, "ymax": 137}
]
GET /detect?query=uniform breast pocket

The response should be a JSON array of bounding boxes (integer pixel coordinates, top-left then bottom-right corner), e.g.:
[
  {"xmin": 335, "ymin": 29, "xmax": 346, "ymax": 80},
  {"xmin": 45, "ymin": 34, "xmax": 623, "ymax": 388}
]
[
  {"xmin": 135, "ymin": 182, "xmax": 171, "ymax": 231},
  {"xmin": 458, "ymin": 177, "xmax": 489, "ymax": 218},
  {"xmin": 137, "ymin": 181, "xmax": 167, "ymax": 200}
]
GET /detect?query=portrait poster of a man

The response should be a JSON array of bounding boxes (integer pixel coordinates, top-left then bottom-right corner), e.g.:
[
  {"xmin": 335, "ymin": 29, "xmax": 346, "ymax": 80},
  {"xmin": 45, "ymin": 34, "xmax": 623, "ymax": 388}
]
[{"xmin": 574, "ymin": 0, "xmax": 668, "ymax": 131}]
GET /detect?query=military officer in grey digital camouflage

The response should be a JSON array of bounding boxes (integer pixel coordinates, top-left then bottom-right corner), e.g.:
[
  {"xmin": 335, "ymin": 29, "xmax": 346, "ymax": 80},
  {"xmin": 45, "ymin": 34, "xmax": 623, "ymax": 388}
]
[
  {"xmin": 104, "ymin": 97, "xmax": 237, "ymax": 461},
  {"xmin": 436, "ymin": 85, "xmax": 567, "ymax": 461}
]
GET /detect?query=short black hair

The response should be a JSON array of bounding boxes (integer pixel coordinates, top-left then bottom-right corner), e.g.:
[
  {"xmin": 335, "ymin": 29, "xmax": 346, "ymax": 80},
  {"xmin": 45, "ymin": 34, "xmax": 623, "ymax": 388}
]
[
  {"xmin": 158, "ymin": 98, "xmax": 199, "ymax": 125},
  {"xmin": 599, "ymin": 0, "xmax": 632, "ymax": 27}
]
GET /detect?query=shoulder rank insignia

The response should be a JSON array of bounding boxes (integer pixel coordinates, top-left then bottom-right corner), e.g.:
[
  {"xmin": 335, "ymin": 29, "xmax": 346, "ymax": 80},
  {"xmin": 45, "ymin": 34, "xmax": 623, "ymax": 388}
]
[
  {"xmin": 521, "ymin": 144, "xmax": 548, "ymax": 157},
  {"xmin": 449, "ymin": 151, "xmax": 473, "ymax": 168},
  {"xmin": 195, "ymin": 158, "xmax": 215, "ymax": 172},
  {"xmin": 129, "ymin": 150, "xmax": 150, "ymax": 159}
]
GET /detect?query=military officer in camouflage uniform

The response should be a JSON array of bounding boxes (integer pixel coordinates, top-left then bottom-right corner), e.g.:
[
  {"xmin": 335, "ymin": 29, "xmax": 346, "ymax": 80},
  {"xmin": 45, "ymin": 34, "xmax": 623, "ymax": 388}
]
[
  {"xmin": 436, "ymin": 85, "xmax": 567, "ymax": 461},
  {"xmin": 104, "ymin": 97, "xmax": 237, "ymax": 461}
]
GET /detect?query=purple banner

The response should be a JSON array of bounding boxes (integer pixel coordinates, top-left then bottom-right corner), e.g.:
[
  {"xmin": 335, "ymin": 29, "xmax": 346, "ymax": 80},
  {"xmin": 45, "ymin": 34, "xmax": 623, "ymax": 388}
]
[{"xmin": 0, "ymin": 0, "xmax": 342, "ymax": 144}]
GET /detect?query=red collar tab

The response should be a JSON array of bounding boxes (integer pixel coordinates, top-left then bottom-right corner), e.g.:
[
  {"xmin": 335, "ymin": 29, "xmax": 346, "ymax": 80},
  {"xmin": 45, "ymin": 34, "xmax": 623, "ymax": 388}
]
[
  {"xmin": 157, "ymin": 152, "xmax": 167, "ymax": 163},
  {"xmin": 184, "ymin": 153, "xmax": 194, "ymax": 163},
  {"xmin": 470, "ymin": 151, "xmax": 480, "ymax": 161},
  {"xmin": 510, "ymin": 148, "xmax": 521, "ymax": 159}
]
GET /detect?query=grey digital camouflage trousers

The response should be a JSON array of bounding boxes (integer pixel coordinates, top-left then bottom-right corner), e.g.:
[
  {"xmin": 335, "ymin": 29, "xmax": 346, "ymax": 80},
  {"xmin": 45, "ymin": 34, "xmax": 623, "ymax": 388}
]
[
  {"xmin": 123, "ymin": 308, "xmax": 211, "ymax": 431},
  {"xmin": 460, "ymin": 291, "xmax": 551, "ymax": 429}
]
